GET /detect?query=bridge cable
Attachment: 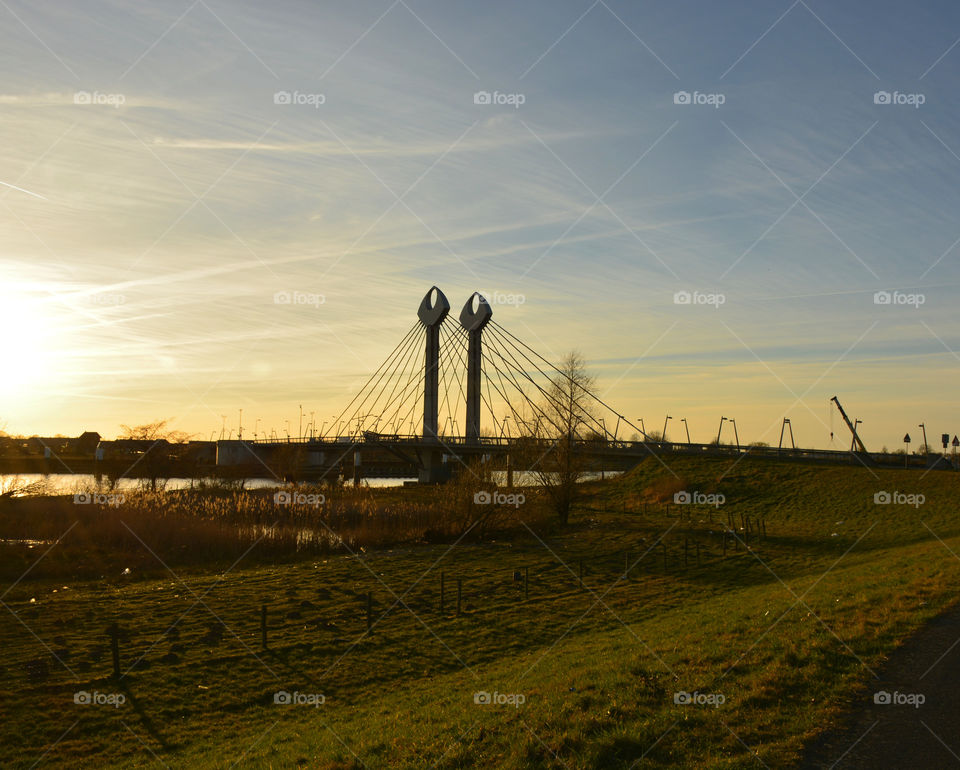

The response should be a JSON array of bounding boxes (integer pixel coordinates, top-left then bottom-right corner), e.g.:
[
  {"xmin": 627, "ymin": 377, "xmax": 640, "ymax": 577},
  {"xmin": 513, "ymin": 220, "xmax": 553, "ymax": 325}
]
[{"xmin": 324, "ymin": 321, "xmax": 423, "ymax": 439}]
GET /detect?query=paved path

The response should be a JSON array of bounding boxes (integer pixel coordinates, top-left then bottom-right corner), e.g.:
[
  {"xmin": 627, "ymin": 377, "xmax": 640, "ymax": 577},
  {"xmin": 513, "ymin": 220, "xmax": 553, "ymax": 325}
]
[{"xmin": 801, "ymin": 602, "xmax": 960, "ymax": 768}]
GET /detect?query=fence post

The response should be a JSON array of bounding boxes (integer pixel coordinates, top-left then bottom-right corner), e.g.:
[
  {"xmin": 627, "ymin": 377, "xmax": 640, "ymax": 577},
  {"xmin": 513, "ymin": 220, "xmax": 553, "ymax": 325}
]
[{"xmin": 108, "ymin": 622, "xmax": 121, "ymax": 678}]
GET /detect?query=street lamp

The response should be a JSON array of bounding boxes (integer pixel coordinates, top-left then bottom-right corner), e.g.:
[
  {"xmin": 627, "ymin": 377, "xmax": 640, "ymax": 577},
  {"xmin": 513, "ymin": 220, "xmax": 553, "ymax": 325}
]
[
  {"xmin": 681, "ymin": 418, "xmax": 690, "ymax": 444},
  {"xmin": 730, "ymin": 419, "xmax": 740, "ymax": 451},
  {"xmin": 717, "ymin": 416, "xmax": 726, "ymax": 445},
  {"xmin": 919, "ymin": 423, "xmax": 928, "ymax": 456},
  {"xmin": 662, "ymin": 415, "xmax": 672, "ymax": 442}
]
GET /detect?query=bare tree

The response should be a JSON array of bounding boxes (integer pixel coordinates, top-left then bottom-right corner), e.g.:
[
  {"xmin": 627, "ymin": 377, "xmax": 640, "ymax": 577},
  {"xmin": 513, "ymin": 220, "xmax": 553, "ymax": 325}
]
[
  {"xmin": 518, "ymin": 351, "xmax": 597, "ymax": 524},
  {"xmin": 118, "ymin": 419, "xmax": 191, "ymax": 491}
]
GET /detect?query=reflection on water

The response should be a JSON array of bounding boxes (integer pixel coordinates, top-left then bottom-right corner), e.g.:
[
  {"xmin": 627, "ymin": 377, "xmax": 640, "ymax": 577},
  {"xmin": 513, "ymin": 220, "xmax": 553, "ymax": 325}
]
[
  {"xmin": 0, "ymin": 474, "xmax": 414, "ymax": 495},
  {"xmin": 0, "ymin": 470, "xmax": 620, "ymax": 497}
]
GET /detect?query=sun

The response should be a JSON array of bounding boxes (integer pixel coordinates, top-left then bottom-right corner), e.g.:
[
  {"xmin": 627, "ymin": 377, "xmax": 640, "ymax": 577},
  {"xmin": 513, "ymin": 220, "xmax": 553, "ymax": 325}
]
[{"xmin": 0, "ymin": 287, "xmax": 59, "ymax": 402}]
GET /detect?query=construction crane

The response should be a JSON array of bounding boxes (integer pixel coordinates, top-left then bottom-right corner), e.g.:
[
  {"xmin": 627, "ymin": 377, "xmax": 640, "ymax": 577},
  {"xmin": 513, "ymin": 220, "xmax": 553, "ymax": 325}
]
[{"xmin": 830, "ymin": 396, "xmax": 868, "ymax": 453}]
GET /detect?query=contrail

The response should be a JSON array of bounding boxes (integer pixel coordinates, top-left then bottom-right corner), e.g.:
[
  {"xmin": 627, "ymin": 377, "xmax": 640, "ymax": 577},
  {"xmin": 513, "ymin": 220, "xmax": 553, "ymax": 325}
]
[{"xmin": 0, "ymin": 180, "xmax": 47, "ymax": 200}]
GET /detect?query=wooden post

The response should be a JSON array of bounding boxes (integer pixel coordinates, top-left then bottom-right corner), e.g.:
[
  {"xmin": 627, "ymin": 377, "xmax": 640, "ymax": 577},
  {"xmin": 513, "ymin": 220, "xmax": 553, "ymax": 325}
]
[
  {"xmin": 440, "ymin": 571, "xmax": 445, "ymax": 613},
  {"xmin": 457, "ymin": 579, "xmax": 462, "ymax": 616},
  {"xmin": 524, "ymin": 566, "xmax": 529, "ymax": 600},
  {"xmin": 108, "ymin": 623, "xmax": 121, "ymax": 678},
  {"xmin": 260, "ymin": 604, "xmax": 267, "ymax": 650},
  {"xmin": 366, "ymin": 592, "xmax": 372, "ymax": 632}
]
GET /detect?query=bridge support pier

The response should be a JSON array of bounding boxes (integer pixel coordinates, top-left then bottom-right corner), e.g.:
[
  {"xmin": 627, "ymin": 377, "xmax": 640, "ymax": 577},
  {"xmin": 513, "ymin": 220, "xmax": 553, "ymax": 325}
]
[
  {"xmin": 459, "ymin": 293, "xmax": 493, "ymax": 444},
  {"xmin": 418, "ymin": 287, "xmax": 451, "ymax": 483}
]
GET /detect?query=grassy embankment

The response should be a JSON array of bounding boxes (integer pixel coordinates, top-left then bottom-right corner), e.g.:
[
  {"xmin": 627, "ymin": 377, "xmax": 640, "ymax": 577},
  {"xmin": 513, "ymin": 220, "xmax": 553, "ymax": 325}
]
[{"xmin": 1, "ymin": 455, "xmax": 958, "ymax": 768}]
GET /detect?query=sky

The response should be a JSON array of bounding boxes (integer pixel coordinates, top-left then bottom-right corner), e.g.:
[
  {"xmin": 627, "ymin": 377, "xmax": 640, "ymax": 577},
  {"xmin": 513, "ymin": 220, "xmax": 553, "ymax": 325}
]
[{"xmin": 1, "ymin": 0, "xmax": 959, "ymax": 451}]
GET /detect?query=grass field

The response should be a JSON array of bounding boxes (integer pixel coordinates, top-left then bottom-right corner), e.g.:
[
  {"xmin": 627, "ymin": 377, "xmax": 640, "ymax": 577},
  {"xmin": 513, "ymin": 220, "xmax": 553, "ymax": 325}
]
[{"xmin": 2, "ymin": 455, "xmax": 959, "ymax": 768}]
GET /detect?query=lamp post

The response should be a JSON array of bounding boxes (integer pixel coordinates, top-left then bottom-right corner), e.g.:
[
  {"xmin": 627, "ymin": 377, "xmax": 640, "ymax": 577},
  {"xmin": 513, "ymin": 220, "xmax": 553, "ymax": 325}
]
[
  {"xmin": 717, "ymin": 416, "xmax": 726, "ymax": 445},
  {"xmin": 662, "ymin": 415, "xmax": 672, "ymax": 442},
  {"xmin": 730, "ymin": 419, "xmax": 740, "ymax": 451},
  {"xmin": 681, "ymin": 418, "xmax": 690, "ymax": 444},
  {"xmin": 636, "ymin": 417, "xmax": 646, "ymax": 440},
  {"xmin": 919, "ymin": 423, "xmax": 928, "ymax": 457}
]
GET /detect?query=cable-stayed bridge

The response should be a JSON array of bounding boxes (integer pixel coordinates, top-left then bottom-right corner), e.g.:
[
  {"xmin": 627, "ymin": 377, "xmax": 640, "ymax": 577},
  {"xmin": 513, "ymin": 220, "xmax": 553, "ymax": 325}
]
[{"xmin": 215, "ymin": 288, "xmax": 933, "ymax": 484}]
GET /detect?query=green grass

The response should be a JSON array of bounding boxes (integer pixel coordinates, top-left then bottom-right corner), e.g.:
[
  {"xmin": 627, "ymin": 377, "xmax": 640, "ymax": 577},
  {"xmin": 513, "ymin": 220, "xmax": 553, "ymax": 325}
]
[{"xmin": 2, "ymin": 456, "xmax": 959, "ymax": 767}]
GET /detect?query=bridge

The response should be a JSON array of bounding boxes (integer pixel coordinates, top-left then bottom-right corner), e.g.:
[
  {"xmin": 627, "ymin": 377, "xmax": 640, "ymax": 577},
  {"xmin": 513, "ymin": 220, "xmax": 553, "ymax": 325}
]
[{"xmin": 214, "ymin": 287, "xmax": 950, "ymax": 483}]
